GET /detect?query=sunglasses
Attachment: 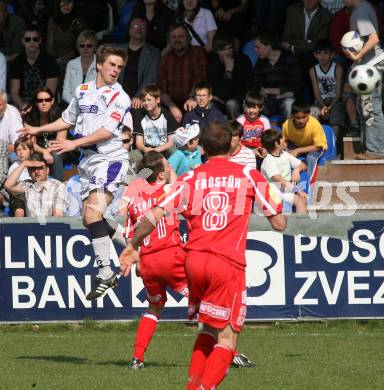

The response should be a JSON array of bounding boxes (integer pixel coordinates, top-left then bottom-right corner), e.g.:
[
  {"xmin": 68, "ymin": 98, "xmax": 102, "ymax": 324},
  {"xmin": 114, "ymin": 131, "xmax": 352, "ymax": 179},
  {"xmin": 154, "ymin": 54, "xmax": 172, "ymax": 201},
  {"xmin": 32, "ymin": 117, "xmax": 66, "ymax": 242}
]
[
  {"xmin": 79, "ymin": 44, "xmax": 93, "ymax": 49},
  {"xmin": 122, "ymin": 139, "xmax": 131, "ymax": 144},
  {"xmin": 36, "ymin": 97, "xmax": 53, "ymax": 103},
  {"xmin": 24, "ymin": 37, "xmax": 40, "ymax": 43}
]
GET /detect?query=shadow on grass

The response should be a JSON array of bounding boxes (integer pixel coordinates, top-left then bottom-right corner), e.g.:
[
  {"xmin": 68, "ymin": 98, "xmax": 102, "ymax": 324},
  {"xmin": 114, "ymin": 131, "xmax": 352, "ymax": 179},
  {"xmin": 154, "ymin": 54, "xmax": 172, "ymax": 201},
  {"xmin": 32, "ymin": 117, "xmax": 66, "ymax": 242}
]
[
  {"xmin": 16, "ymin": 355, "xmax": 89, "ymax": 364},
  {"xmin": 96, "ymin": 360, "xmax": 188, "ymax": 368}
]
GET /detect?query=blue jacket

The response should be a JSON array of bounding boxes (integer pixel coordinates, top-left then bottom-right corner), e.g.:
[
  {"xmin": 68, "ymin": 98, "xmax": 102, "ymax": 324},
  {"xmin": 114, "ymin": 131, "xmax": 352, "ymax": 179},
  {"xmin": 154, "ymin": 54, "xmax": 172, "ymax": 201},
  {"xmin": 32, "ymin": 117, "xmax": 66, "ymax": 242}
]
[{"xmin": 182, "ymin": 105, "xmax": 225, "ymax": 129}]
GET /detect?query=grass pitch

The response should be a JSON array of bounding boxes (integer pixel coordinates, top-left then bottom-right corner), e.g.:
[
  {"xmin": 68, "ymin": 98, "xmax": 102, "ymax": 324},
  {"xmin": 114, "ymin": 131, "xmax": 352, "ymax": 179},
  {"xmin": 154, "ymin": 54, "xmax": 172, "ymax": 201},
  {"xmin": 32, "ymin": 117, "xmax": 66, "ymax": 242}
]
[{"xmin": 1, "ymin": 320, "xmax": 383, "ymax": 390}]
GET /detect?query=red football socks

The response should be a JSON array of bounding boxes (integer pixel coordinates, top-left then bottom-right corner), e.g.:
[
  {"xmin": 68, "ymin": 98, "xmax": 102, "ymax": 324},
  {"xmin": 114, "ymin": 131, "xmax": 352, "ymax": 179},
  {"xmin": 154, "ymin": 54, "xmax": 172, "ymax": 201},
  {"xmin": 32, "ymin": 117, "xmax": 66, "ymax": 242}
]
[{"xmin": 132, "ymin": 312, "xmax": 159, "ymax": 361}]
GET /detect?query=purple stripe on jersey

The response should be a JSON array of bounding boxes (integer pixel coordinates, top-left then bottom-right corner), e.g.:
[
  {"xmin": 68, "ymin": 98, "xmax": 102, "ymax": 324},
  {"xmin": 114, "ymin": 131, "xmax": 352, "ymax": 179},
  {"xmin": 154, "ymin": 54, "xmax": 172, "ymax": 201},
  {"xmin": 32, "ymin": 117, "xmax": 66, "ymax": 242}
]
[{"xmin": 104, "ymin": 161, "xmax": 122, "ymax": 187}]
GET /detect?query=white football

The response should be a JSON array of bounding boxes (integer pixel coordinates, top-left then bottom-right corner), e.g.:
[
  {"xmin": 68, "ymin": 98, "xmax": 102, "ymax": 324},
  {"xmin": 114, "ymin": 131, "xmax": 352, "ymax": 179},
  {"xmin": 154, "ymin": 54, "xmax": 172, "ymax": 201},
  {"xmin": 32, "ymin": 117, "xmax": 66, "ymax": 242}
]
[
  {"xmin": 340, "ymin": 31, "xmax": 364, "ymax": 53},
  {"xmin": 348, "ymin": 64, "xmax": 381, "ymax": 95}
]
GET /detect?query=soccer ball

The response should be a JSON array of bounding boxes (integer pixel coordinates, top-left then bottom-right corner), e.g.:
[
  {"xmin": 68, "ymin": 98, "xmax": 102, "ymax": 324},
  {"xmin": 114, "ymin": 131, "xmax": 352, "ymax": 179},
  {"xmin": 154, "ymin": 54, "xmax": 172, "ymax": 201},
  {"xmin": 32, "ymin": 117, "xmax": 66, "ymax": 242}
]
[
  {"xmin": 348, "ymin": 64, "xmax": 382, "ymax": 95},
  {"xmin": 340, "ymin": 31, "xmax": 364, "ymax": 53}
]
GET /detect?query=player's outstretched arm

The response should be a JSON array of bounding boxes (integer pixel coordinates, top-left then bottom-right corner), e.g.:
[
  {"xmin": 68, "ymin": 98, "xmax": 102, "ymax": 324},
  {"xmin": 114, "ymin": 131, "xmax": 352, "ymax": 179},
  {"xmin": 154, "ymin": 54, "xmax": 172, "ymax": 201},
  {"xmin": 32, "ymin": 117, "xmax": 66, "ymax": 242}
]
[{"xmin": 18, "ymin": 117, "xmax": 71, "ymax": 138}]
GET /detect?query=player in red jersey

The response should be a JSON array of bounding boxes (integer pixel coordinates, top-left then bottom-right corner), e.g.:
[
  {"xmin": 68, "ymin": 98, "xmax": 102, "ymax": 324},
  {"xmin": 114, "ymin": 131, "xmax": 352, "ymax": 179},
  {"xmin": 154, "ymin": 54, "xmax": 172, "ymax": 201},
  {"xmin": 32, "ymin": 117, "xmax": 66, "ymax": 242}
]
[
  {"xmin": 120, "ymin": 122, "xmax": 287, "ymax": 389},
  {"xmin": 120, "ymin": 151, "xmax": 189, "ymax": 369}
]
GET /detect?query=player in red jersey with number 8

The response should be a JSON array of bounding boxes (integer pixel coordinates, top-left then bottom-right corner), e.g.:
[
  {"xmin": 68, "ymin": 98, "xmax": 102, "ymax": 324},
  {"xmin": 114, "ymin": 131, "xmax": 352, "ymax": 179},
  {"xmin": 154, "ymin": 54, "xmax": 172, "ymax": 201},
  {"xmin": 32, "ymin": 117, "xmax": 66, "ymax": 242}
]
[{"xmin": 120, "ymin": 122, "xmax": 286, "ymax": 389}]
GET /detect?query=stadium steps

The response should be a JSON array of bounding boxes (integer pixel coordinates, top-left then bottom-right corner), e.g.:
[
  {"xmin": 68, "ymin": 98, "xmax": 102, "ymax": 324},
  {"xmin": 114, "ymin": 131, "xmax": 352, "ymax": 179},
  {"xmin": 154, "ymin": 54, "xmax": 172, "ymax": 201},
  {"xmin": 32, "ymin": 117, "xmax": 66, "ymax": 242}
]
[{"xmin": 342, "ymin": 136, "xmax": 364, "ymax": 159}]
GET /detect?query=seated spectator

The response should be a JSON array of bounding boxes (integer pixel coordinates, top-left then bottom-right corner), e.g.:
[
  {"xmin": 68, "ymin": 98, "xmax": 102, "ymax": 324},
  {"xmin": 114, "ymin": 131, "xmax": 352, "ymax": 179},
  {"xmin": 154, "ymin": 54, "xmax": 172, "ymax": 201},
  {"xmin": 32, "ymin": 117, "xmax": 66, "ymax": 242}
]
[
  {"xmin": 132, "ymin": 0, "xmax": 175, "ymax": 51},
  {"xmin": 176, "ymin": 0, "xmax": 217, "ymax": 53},
  {"xmin": 182, "ymin": 82, "xmax": 225, "ymax": 128},
  {"xmin": 0, "ymin": 51, "xmax": 5, "ymax": 91},
  {"xmin": 309, "ymin": 39, "xmax": 345, "ymax": 140},
  {"xmin": 282, "ymin": 100, "xmax": 328, "ymax": 183},
  {"xmin": 207, "ymin": 31, "xmax": 253, "ymax": 119},
  {"xmin": 236, "ymin": 91, "xmax": 270, "ymax": 163},
  {"xmin": 168, "ymin": 124, "xmax": 201, "ymax": 176},
  {"xmin": 228, "ymin": 120, "xmax": 256, "ymax": 169},
  {"xmin": 0, "ymin": 138, "xmax": 7, "ymax": 214},
  {"xmin": 0, "ymin": 0, "xmax": 26, "ymax": 62},
  {"xmin": 0, "ymin": 90, "xmax": 22, "ymax": 163},
  {"xmin": 7, "ymin": 138, "xmax": 33, "ymax": 217},
  {"xmin": 158, "ymin": 22, "xmax": 207, "ymax": 123},
  {"xmin": 23, "ymin": 87, "xmax": 66, "ymax": 181},
  {"xmin": 253, "ymin": 29, "xmax": 301, "ymax": 120},
  {"xmin": 47, "ymin": 0, "xmax": 86, "ymax": 69},
  {"xmin": 121, "ymin": 17, "xmax": 161, "ymax": 109},
  {"xmin": 121, "ymin": 125, "xmax": 139, "ymax": 174},
  {"xmin": 15, "ymin": 0, "xmax": 53, "ymax": 36},
  {"xmin": 62, "ymin": 30, "xmax": 97, "ymax": 105},
  {"xmin": 132, "ymin": 85, "xmax": 178, "ymax": 157},
  {"xmin": 4, "ymin": 152, "xmax": 68, "ymax": 218},
  {"xmin": 65, "ymin": 173, "xmax": 81, "ymax": 216},
  {"xmin": 261, "ymin": 129, "xmax": 308, "ymax": 213},
  {"xmin": 9, "ymin": 25, "xmax": 60, "ymax": 110}
]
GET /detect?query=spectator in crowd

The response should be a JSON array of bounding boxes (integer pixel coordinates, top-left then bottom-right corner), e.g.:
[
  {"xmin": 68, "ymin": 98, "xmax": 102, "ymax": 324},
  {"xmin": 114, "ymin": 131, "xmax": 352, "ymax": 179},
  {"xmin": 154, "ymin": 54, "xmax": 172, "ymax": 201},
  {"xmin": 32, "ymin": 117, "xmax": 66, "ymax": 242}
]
[
  {"xmin": 261, "ymin": 128, "xmax": 308, "ymax": 213},
  {"xmin": 251, "ymin": 0, "xmax": 292, "ymax": 33},
  {"xmin": 0, "ymin": 51, "xmax": 5, "ymax": 91},
  {"xmin": 176, "ymin": 0, "xmax": 217, "ymax": 53},
  {"xmin": 0, "ymin": 0, "xmax": 25, "ymax": 61},
  {"xmin": 228, "ymin": 120, "xmax": 256, "ymax": 169},
  {"xmin": 121, "ymin": 17, "xmax": 161, "ymax": 109},
  {"xmin": 0, "ymin": 139, "xmax": 7, "ymax": 214},
  {"xmin": 309, "ymin": 39, "xmax": 344, "ymax": 140},
  {"xmin": 282, "ymin": 0, "xmax": 333, "ymax": 92},
  {"xmin": 321, "ymin": 0, "xmax": 345, "ymax": 14},
  {"xmin": 47, "ymin": 0, "xmax": 86, "ymax": 69},
  {"xmin": 9, "ymin": 25, "xmax": 60, "ymax": 110},
  {"xmin": 329, "ymin": 5, "xmax": 352, "ymax": 65},
  {"xmin": 343, "ymin": 0, "xmax": 384, "ymax": 159},
  {"xmin": 7, "ymin": 138, "xmax": 33, "ymax": 217},
  {"xmin": 182, "ymin": 81, "xmax": 225, "ymax": 128},
  {"xmin": 253, "ymin": 29, "xmax": 302, "ymax": 120},
  {"xmin": 0, "ymin": 90, "xmax": 22, "ymax": 162},
  {"xmin": 4, "ymin": 152, "xmax": 68, "ymax": 218},
  {"xmin": 158, "ymin": 22, "xmax": 207, "ymax": 123},
  {"xmin": 62, "ymin": 30, "xmax": 97, "ymax": 105},
  {"xmin": 15, "ymin": 0, "xmax": 53, "ymax": 35},
  {"xmin": 236, "ymin": 91, "xmax": 270, "ymax": 163},
  {"xmin": 207, "ymin": 31, "xmax": 253, "ymax": 119},
  {"xmin": 282, "ymin": 100, "xmax": 327, "ymax": 182},
  {"xmin": 23, "ymin": 87, "xmax": 66, "ymax": 181},
  {"xmin": 168, "ymin": 123, "xmax": 201, "ymax": 176},
  {"xmin": 132, "ymin": 0, "xmax": 175, "ymax": 52},
  {"xmin": 122, "ymin": 125, "xmax": 139, "ymax": 172},
  {"xmin": 133, "ymin": 84, "xmax": 178, "ymax": 157}
]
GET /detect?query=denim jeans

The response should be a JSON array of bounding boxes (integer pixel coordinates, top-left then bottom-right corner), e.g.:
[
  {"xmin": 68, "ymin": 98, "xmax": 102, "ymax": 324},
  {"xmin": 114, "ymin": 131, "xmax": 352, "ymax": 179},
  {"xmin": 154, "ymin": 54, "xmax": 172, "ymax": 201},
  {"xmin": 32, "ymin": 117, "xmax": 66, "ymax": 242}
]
[{"xmin": 305, "ymin": 150, "xmax": 323, "ymax": 182}]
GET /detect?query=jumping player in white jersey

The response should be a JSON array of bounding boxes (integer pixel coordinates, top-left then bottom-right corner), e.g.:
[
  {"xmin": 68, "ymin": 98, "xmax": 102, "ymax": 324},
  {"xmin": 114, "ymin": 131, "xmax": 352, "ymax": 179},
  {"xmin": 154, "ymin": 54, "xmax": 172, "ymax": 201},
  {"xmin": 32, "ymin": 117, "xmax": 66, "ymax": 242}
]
[{"xmin": 19, "ymin": 44, "xmax": 131, "ymax": 299}]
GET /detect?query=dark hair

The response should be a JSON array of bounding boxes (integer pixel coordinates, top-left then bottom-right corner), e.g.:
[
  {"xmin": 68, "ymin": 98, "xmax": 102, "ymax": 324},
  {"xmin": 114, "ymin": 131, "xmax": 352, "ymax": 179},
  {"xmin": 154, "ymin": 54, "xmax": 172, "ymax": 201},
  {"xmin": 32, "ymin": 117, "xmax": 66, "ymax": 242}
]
[
  {"xmin": 14, "ymin": 137, "xmax": 33, "ymax": 151},
  {"xmin": 138, "ymin": 151, "xmax": 165, "ymax": 183},
  {"xmin": 228, "ymin": 120, "xmax": 243, "ymax": 138},
  {"xmin": 53, "ymin": 0, "xmax": 77, "ymax": 26},
  {"xmin": 96, "ymin": 44, "xmax": 127, "ymax": 65},
  {"xmin": 127, "ymin": 16, "xmax": 147, "ymax": 33},
  {"xmin": 314, "ymin": 38, "xmax": 333, "ymax": 53},
  {"xmin": 176, "ymin": 0, "xmax": 200, "ymax": 22},
  {"xmin": 244, "ymin": 90, "xmax": 264, "ymax": 108},
  {"xmin": 261, "ymin": 129, "xmax": 282, "ymax": 153},
  {"xmin": 254, "ymin": 28, "xmax": 280, "ymax": 50},
  {"xmin": 200, "ymin": 121, "xmax": 232, "ymax": 156},
  {"xmin": 29, "ymin": 152, "xmax": 47, "ymax": 165},
  {"xmin": 212, "ymin": 30, "xmax": 233, "ymax": 53},
  {"xmin": 194, "ymin": 81, "xmax": 212, "ymax": 95},
  {"xmin": 291, "ymin": 100, "xmax": 311, "ymax": 115},
  {"xmin": 23, "ymin": 24, "xmax": 41, "ymax": 37}
]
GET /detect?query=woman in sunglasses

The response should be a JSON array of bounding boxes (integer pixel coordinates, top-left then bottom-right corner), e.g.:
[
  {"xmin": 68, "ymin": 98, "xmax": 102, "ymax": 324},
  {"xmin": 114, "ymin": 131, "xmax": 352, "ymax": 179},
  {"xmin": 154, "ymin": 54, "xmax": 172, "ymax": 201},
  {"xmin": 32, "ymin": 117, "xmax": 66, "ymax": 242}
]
[
  {"xmin": 62, "ymin": 30, "xmax": 97, "ymax": 105},
  {"xmin": 23, "ymin": 87, "xmax": 66, "ymax": 180}
]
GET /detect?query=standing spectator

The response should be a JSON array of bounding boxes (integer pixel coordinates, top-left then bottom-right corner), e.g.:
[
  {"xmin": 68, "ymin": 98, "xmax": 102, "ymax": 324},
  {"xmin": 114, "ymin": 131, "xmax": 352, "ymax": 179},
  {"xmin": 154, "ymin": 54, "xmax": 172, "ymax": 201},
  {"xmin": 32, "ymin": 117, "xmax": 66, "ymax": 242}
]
[
  {"xmin": 0, "ymin": 0, "xmax": 25, "ymax": 61},
  {"xmin": 62, "ymin": 30, "xmax": 97, "ymax": 105},
  {"xmin": 176, "ymin": 0, "xmax": 217, "ymax": 53},
  {"xmin": 133, "ymin": 84, "xmax": 178, "ymax": 156},
  {"xmin": 133, "ymin": 0, "xmax": 175, "ymax": 52},
  {"xmin": 207, "ymin": 31, "xmax": 253, "ymax": 119},
  {"xmin": 182, "ymin": 82, "xmax": 225, "ymax": 129},
  {"xmin": 158, "ymin": 23, "xmax": 207, "ymax": 122},
  {"xmin": 253, "ymin": 29, "xmax": 302, "ymax": 119},
  {"xmin": 321, "ymin": 0, "xmax": 344, "ymax": 14},
  {"xmin": 228, "ymin": 120, "xmax": 256, "ymax": 169},
  {"xmin": 0, "ymin": 90, "xmax": 22, "ymax": 162},
  {"xmin": 344, "ymin": 0, "xmax": 384, "ymax": 159},
  {"xmin": 23, "ymin": 87, "xmax": 66, "ymax": 181},
  {"xmin": 121, "ymin": 17, "xmax": 161, "ymax": 109},
  {"xmin": 4, "ymin": 152, "xmax": 69, "ymax": 218},
  {"xmin": 329, "ymin": 6, "xmax": 352, "ymax": 60},
  {"xmin": 9, "ymin": 25, "xmax": 60, "ymax": 110},
  {"xmin": 47, "ymin": 0, "xmax": 86, "ymax": 69},
  {"xmin": 282, "ymin": 0, "xmax": 333, "ymax": 92}
]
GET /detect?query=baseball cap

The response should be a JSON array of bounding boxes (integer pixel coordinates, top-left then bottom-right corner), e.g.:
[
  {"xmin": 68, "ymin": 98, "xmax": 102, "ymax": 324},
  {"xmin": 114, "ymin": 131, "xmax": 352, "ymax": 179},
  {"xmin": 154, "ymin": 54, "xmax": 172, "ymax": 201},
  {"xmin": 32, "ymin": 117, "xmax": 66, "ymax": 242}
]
[{"xmin": 173, "ymin": 124, "xmax": 200, "ymax": 147}]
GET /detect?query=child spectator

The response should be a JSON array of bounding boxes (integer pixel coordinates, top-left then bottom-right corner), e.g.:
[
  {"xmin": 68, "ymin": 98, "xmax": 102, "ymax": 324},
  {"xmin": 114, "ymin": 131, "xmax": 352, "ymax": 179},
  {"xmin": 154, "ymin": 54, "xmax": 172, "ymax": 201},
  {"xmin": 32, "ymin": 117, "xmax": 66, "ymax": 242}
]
[
  {"xmin": 228, "ymin": 120, "xmax": 256, "ymax": 170},
  {"xmin": 7, "ymin": 138, "xmax": 33, "ymax": 217},
  {"xmin": 236, "ymin": 91, "xmax": 270, "ymax": 165},
  {"xmin": 182, "ymin": 82, "xmax": 225, "ymax": 129},
  {"xmin": 261, "ymin": 129, "xmax": 308, "ymax": 213},
  {"xmin": 168, "ymin": 124, "xmax": 201, "ymax": 176},
  {"xmin": 282, "ymin": 100, "xmax": 328, "ymax": 183},
  {"xmin": 309, "ymin": 38, "xmax": 345, "ymax": 139},
  {"xmin": 132, "ymin": 85, "xmax": 178, "ymax": 157}
]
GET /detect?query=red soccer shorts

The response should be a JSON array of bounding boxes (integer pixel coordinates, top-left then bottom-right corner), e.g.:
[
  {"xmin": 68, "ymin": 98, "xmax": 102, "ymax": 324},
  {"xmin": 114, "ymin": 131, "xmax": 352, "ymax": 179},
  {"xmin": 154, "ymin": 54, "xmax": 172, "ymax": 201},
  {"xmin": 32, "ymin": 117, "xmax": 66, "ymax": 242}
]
[
  {"xmin": 140, "ymin": 245, "xmax": 189, "ymax": 307},
  {"xmin": 185, "ymin": 251, "xmax": 247, "ymax": 333}
]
